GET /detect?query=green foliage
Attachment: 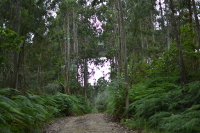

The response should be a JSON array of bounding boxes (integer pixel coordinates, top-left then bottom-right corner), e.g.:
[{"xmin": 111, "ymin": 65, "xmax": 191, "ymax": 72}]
[
  {"xmin": 0, "ymin": 28, "xmax": 22, "ymax": 51},
  {"xmin": 96, "ymin": 73, "xmax": 200, "ymax": 133},
  {"xmin": 43, "ymin": 83, "xmax": 62, "ymax": 94},
  {"xmin": 120, "ymin": 79, "xmax": 200, "ymax": 133},
  {"xmin": 0, "ymin": 28, "xmax": 23, "ymax": 66},
  {"xmin": 44, "ymin": 93, "xmax": 91, "ymax": 116},
  {"xmin": 94, "ymin": 75, "xmax": 126, "ymax": 119},
  {"xmin": 94, "ymin": 87, "xmax": 111, "ymax": 112},
  {"xmin": 0, "ymin": 88, "xmax": 91, "ymax": 133}
]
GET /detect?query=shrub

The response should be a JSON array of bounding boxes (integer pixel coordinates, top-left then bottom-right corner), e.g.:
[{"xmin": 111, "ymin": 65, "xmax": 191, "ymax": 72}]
[
  {"xmin": 0, "ymin": 88, "xmax": 91, "ymax": 133},
  {"xmin": 122, "ymin": 79, "xmax": 200, "ymax": 133}
]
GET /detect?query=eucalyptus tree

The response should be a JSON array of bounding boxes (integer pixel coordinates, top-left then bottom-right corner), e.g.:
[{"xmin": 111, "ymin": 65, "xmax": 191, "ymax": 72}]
[
  {"xmin": 0, "ymin": 0, "xmax": 22, "ymax": 90},
  {"xmin": 169, "ymin": 0, "xmax": 187, "ymax": 84},
  {"xmin": 191, "ymin": 0, "xmax": 200, "ymax": 48},
  {"xmin": 0, "ymin": 0, "xmax": 61, "ymax": 93},
  {"xmin": 93, "ymin": 0, "xmax": 130, "ymax": 115},
  {"xmin": 77, "ymin": 6, "xmax": 99, "ymax": 100}
]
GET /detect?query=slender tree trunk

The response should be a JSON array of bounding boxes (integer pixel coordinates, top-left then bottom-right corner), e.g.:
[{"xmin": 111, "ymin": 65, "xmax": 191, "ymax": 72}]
[
  {"xmin": 84, "ymin": 36, "xmax": 88, "ymax": 101},
  {"xmin": 166, "ymin": 20, "xmax": 171, "ymax": 50},
  {"xmin": 165, "ymin": 0, "xmax": 172, "ymax": 49},
  {"xmin": 169, "ymin": 0, "xmax": 187, "ymax": 84},
  {"xmin": 61, "ymin": 13, "xmax": 68, "ymax": 94},
  {"xmin": 66, "ymin": 12, "xmax": 70, "ymax": 95},
  {"xmin": 140, "ymin": 23, "xmax": 144, "ymax": 49},
  {"xmin": 118, "ymin": 0, "xmax": 129, "ymax": 118},
  {"xmin": 191, "ymin": 0, "xmax": 200, "ymax": 49},
  {"xmin": 159, "ymin": 0, "xmax": 165, "ymax": 30},
  {"xmin": 159, "ymin": 0, "xmax": 167, "ymax": 45},
  {"xmin": 73, "ymin": 9, "xmax": 78, "ymax": 85},
  {"xmin": 12, "ymin": 0, "xmax": 21, "ymax": 90},
  {"xmin": 84, "ymin": 58, "xmax": 88, "ymax": 101},
  {"xmin": 117, "ymin": 4, "xmax": 122, "ymax": 75},
  {"xmin": 150, "ymin": 10, "xmax": 155, "ymax": 42},
  {"xmin": 188, "ymin": 0, "xmax": 193, "ymax": 24}
]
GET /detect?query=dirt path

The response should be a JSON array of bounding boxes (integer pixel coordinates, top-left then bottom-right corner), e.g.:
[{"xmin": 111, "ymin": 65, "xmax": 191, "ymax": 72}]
[{"xmin": 44, "ymin": 113, "xmax": 136, "ymax": 133}]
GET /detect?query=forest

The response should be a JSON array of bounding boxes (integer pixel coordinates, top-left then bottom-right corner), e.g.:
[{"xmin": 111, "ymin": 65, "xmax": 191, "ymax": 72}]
[{"xmin": 1, "ymin": 0, "xmax": 200, "ymax": 132}]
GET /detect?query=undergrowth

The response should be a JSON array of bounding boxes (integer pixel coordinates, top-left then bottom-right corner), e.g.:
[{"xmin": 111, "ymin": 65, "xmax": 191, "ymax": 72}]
[
  {"xmin": 124, "ymin": 78, "xmax": 200, "ymax": 133},
  {"xmin": 0, "ymin": 88, "xmax": 91, "ymax": 133},
  {"xmin": 95, "ymin": 76, "xmax": 200, "ymax": 133}
]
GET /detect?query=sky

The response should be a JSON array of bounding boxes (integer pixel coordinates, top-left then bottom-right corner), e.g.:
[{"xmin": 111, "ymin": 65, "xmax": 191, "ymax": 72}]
[{"xmin": 88, "ymin": 57, "xmax": 110, "ymax": 85}]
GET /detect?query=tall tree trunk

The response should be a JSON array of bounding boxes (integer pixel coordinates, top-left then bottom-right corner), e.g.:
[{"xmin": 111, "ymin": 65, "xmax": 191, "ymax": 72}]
[
  {"xmin": 191, "ymin": 0, "xmax": 200, "ymax": 49},
  {"xmin": 159, "ymin": 0, "xmax": 167, "ymax": 45},
  {"xmin": 84, "ymin": 58, "xmax": 88, "ymax": 101},
  {"xmin": 66, "ymin": 11, "xmax": 70, "ymax": 95},
  {"xmin": 150, "ymin": 10, "xmax": 155, "ymax": 43},
  {"xmin": 12, "ymin": 0, "xmax": 21, "ymax": 90},
  {"xmin": 165, "ymin": 0, "xmax": 172, "ymax": 49},
  {"xmin": 118, "ymin": 0, "xmax": 129, "ymax": 117},
  {"xmin": 73, "ymin": 9, "xmax": 78, "ymax": 84},
  {"xmin": 187, "ymin": 0, "xmax": 193, "ymax": 24},
  {"xmin": 159, "ymin": 0, "xmax": 165, "ymax": 30},
  {"xmin": 169, "ymin": 0, "xmax": 187, "ymax": 84},
  {"xmin": 117, "ymin": 2, "xmax": 122, "ymax": 75},
  {"xmin": 140, "ymin": 23, "xmax": 144, "ymax": 49},
  {"xmin": 61, "ymin": 13, "xmax": 68, "ymax": 94}
]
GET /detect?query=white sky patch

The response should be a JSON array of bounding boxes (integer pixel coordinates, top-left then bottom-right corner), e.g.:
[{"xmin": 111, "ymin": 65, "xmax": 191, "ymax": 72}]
[
  {"xmin": 88, "ymin": 57, "xmax": 110, "ymax": 86},
  {"xmin": 26, "ymin": 32, "xmax": 34, "ymax": 43},
  {"xmin": 47, "ymin": 10, "xmax": 57, "ymax": 18}
]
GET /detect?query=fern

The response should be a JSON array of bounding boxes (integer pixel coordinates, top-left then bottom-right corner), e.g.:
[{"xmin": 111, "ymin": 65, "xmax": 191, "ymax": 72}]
[
  {"xmin": 160, "ymin": 111, "xmax": 200, "ymax": 133},
  {"xmin": 0, "ymin": 88, "xmax": 21, "ymax": 97},
  {"xmin": 122, "ymin": 77, "xmax": 200, "ymax": 132},
  {"xmin": 0, "ymin": 88, "xmax": 93, "ymax": 133},
  {"xmin": 148, "ymin": 112, "xmax": 171, "ymax": 127},
  {"xmin": 0, "ymin": 128, "xmax": 13, "ymax": 133}
]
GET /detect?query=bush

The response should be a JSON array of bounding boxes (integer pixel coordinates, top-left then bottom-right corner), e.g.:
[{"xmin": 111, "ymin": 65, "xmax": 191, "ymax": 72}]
[
  {"xmin": 122, "ymin": 79, "xmax": 200, "ymax": 133},
  {"xmin": 94, "ymin": 75, "xmax": 126, "ymax": 119},
  {"xmin": 0, "ymin": 88, "xmax": 91, "ymax": 133}
]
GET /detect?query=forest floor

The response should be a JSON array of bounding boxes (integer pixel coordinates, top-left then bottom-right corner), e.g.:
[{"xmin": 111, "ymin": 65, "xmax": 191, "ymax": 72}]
[{"xmin": 44, "ymin": 113, "xmax": 137, "ymax": 133}]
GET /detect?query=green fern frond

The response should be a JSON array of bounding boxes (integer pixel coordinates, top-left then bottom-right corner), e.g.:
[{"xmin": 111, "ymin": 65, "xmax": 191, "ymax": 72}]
[
  {"xmin": 0, "ymin": 128, "xmax": 13, "ymax": 133},
  {"xmin": 148, "ymin": 112, "xmax": 171, "ymax": 127},
  {"xmin": 0, "ymin": 113, "xmax": 7, "ymax": 126},
  {"xmin": 179, "ymin": 118, "xmax": 200, "ymax": 131},
  {"xmin": 27, "ymin": 93, "xmax": 44, "ymax": 104},
  {"xmin": 0, "ymin": 95, "xmax": 15, "ymax": 105},
  {"xmin": 185, "ymin": 104, "xmax": 200, "ymax": 112},
  {"xmin": 0, "ymin": 88, "xmax": 20, "ymax": 97}
]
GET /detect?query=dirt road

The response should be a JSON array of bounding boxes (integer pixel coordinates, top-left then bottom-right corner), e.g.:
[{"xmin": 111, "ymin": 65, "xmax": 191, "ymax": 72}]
[{"xmin": 44, "ymin": 113, "xmax": 136, "ymax": 133}]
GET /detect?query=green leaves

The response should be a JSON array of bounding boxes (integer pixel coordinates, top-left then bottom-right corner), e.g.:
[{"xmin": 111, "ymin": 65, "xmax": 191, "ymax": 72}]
[
  {"xmin": 0, "ymin": 28, "xmax": 22, "ymax": 51},
  {"xmin": 120, "ymin": 78, "xmax": 200, "ymax": 133},
  {"xmin": 0, "ymin": 28, "xmax": 23, "ymax": 67},
  {"xmin": 0, "ymin": 89, "xmax": 91, "ymax": 132}
]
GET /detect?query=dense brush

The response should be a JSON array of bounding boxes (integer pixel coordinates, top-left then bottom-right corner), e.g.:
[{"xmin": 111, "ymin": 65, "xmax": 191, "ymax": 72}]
[{"xmin": 0, "ymin": 88, "xmax": 91, "ymax": 133}]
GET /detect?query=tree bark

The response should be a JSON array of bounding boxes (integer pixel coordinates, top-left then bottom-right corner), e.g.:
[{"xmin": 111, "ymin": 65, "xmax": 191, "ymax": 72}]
[
  {"xmin": 84, "ymin": 58, "xmax": 88, "ymax": 101},
  {"xmin": 73, "ymin": 9, "xmax": 78, "ymax": 84},
  {"xmin": 12, "ymin": 0, "xmax": 22, "ymax": 90},
  {"xmin": 150, "ymin": 10, "xmax": 155, "ymax": 43},
  {"xmin": 66, "ymin": 11, "xmax": 70, "ymax": 95},
  {"xmin": 187, "ymin": 0, "xmax": 193, "ymax": 24},
  {"xmin": 169, "ymin": 0, "xmax": 187, "ymax": 84},
  {"xmin": 159, "ymin": 0, "xmax": 167, "ymax": 45},
  {"xmin": 118, "ymin": 0, "xmax": 129, "ymax": 118},
  {"xmin": 191, "ymin": 0, "xmax": 200, "ymax": 49},
  {"xmin": 116, "ymin": 1, "xmax": 122, "ymax": 75}
]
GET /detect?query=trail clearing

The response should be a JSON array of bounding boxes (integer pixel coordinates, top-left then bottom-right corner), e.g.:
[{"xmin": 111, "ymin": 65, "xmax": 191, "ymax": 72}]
[{"xmin": 44, "ymin": 113, "xmax": 137, "ymax": 133}]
